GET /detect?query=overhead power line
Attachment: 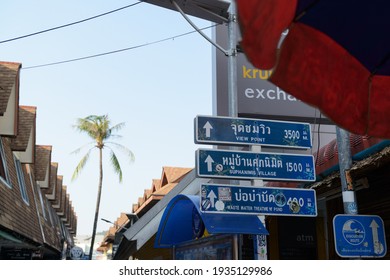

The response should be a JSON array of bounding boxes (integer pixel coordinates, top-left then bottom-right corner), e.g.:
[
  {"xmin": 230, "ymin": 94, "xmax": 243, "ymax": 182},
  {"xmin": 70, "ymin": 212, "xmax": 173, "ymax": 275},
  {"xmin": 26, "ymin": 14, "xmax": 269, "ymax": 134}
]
[
  {"xmin": 0, "ymin": 2, "xmax": 141, "ymax": 44},
  {"xmin": 22, "ymin": 25, "xmax": 218, "ymax": 70}
]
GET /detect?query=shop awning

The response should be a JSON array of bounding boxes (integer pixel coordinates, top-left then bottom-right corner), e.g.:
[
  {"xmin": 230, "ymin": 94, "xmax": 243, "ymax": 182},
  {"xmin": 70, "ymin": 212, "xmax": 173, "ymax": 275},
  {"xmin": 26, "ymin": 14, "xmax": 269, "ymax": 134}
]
[{"xmin": 154, "ymin": 194, "xmax": 268, "ymax": 248}]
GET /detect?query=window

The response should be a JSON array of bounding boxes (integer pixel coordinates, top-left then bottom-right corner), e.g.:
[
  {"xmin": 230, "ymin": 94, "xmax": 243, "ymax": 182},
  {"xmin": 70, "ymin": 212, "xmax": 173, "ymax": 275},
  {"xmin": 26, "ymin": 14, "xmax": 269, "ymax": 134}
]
[
  {"xmin": 27, "ymin": 164, "xmax": 47, "ymax": 220},
  {"xmin": 0, "ymin": 137, "xmax": 11, "ymax": 187},
  {"xmin": 37, "ymin": 184, "xmax": 48, "ymax": 220},
  {"xmin": 47, "ymin": 203, "xmax": 55, "ymax": 227},
  {"xmin": 14, "ymin": 155, "xmax": 29, "ymax": 205}
]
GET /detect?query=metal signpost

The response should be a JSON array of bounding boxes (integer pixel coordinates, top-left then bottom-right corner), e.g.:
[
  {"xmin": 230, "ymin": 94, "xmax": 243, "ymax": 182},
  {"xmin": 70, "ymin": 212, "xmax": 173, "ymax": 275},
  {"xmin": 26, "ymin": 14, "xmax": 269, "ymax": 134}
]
[
  {"xmin": 142, "ymin": 0, "xmax": 320, "ymax": 260},
  {"xmin": 195, "ymin": 115, "xmax": 312, "ymax": 149},
  {"xmin": 200, "ymin": 183, "xmax": 317, "ymax": 217},
  {"xmin": 196, "ymin": 148, "xmax": 316, "ymax": 182},
  {"xmin": 333, "ymin": 214, "xmax": 387, "ymax": 258}
]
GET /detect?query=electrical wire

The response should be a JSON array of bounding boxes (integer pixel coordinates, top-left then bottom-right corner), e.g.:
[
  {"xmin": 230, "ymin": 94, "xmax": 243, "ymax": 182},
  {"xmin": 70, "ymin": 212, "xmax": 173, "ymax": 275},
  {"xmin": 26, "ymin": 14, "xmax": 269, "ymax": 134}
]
[
  {"xmin": 22, "ymin": 24, "xmax": 218, "ymax": 70},
  {"xmin": 0, "ymin": 2, "xmax": 141, "ymax": 44}
]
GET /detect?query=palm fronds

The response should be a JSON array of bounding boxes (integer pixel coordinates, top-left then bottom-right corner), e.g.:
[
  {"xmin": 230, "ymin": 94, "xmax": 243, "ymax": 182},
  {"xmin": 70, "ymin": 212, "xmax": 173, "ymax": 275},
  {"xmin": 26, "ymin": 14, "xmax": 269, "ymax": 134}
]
[
  {"xmin": 109, "ymin": 150, "xmax": 123, "ymax": 183},
  {"xmin": 71, "ymin": 114, "xmax": 134, "ymax": 260},
  {"xmin": 71, "ymin": 149, "xmax": 92, "ymax": 181},
  {"xmin": 106, "ymin": 141, "xmax": 135, "ymax": 163}
]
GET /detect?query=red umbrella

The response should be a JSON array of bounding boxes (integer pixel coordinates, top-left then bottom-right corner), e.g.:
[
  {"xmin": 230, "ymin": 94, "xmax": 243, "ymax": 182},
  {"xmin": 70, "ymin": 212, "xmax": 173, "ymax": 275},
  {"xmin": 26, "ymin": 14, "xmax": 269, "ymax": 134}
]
[{"xmin": 236, "ymin": 0, "xmax": 390, "ymax": 139}]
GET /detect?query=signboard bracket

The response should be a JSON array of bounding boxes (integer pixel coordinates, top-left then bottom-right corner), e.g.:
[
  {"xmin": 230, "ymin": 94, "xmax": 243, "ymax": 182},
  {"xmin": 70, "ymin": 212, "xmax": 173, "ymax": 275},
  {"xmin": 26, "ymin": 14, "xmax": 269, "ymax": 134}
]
[{"xmin": 172, "ymin": 0, "xmax": 229, "ymax": 55}]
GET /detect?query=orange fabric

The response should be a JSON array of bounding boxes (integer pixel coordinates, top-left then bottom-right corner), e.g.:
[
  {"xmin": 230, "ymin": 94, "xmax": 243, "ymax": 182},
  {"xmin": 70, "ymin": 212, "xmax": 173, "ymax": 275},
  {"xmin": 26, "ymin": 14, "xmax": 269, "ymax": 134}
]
[
  {"xmin": 237, "ymin": 0, "xmax": 297, "ymax": 69},
  {"xmin": 271, "ymin": 23, "xmax": 370, "ymax": 136},
  {"xmin": 369, "ymin": 75, "xmax": 390, "ymax": 136}
]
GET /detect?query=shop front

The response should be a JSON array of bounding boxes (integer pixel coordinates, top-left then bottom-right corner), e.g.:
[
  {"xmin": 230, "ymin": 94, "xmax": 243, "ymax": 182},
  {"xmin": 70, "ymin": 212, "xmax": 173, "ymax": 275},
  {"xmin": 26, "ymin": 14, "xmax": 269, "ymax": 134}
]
[{"xmin": 154, "ymin": 194, "xmax": 269, "ymax": 260}]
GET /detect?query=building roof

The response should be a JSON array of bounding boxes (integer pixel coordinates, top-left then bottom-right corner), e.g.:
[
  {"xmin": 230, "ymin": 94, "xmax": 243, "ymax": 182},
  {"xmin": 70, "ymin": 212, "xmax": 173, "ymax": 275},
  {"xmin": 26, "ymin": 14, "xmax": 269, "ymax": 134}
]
[
  {"xmin": 151, "ymin": 179, "xmax": 161, "ymax": 192},
  {"xmin": 265, "ymin": 134, "xmax": 389, "ymax": 191},
  {"xmin": 162, "ymin": 166, "xmax": 193, "ymax": 183},
  {"xmin": 115, "ymin": 170, "xmax": 211, "ymax": 259},
  {"xmin": 43, "ymin": 162, "xmax": 58, "ymax": 197},
  {"xmin": 52, "ymin": 176, "xmax": 63, "ymax": 208},
  {"xmin": 132, "ymin": 167, "xmax": 192, "ymax": 216},
  {"xmin": 69, "ymin": 208, "xmax": 78, "ymax": 235},
  {"xmin": 34, "ymin": 145, "xmax": 52, "ymax": 182},
  {"xmin": 102, "ymin": 212, "xmax": 131, "ymax": 243},
  {"xmin": 11, "ymin": 106, "xmax": 36, "ymax": 156},
  {"xmin": 0, "ymin": 61, "xmax": 21, "ymax": 115},
  {"xmin": 56, "ymin": 186, "xmax": 68, "ymax": 217}
]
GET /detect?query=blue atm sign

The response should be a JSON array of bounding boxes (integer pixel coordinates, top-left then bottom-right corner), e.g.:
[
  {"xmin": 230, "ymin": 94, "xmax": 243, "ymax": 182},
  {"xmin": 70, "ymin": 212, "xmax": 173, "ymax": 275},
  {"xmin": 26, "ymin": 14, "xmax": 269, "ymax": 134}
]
[
  {"xmin": 196, "ymin": 149, "xmax": 316, "ymax": 182},
  {"xmin": 195, "ymin": 115, "xmax": 312, "ymax": 149}
]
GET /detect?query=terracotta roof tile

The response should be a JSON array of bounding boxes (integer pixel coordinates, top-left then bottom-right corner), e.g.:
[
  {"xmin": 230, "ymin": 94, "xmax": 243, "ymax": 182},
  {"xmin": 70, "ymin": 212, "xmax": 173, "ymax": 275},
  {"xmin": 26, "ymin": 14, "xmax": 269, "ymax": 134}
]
[
  {"xmin": 0, "ymin": 61, "xmax": 21, "ymax": 114},
  {"xmin": 162, "ymin": 166, "xmax": 192, "ymax": 183},
  {"xmin": 144, "ymin": 189, "xmax": 152, "ymax": 200},
  {"xmin": 265, "ymin": 135, "xmax": 386, "ymax": 189},
  {"xmin": 134, "ymin": 167, "xmax": 192, "ymax": 217},
  {"xmin": 102, "ymin": 213, "xmax": 131, "ymax": 242},
  {"xmin": 116, "ymin": 212, "xmax": 130, "ymax": 227},
  {"xmin": 152, "ymin": 179, "xmax": 161, "ymax": 191},
  {"xmin": 153, "ymin": 182, "xmax": 177, "ymax": 196}
]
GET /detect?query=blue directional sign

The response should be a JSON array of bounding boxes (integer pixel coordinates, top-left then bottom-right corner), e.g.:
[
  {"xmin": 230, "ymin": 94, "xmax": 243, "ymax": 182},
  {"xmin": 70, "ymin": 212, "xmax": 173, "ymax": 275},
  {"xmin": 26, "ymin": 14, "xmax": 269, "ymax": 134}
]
[
  {"xmin": 333, "ymin": 214, "xmax": 387, "ymax": 258},
  {"xmin": 196, "ymin": 149, "xmax": 316, "ymax": 182},
  {"xmin": 195, "ymin": 115, "xmax": 312, "ymax": 149},
  {"xmin": 200, "ymin": 184, "xmax": 317, "ymax": 217}
]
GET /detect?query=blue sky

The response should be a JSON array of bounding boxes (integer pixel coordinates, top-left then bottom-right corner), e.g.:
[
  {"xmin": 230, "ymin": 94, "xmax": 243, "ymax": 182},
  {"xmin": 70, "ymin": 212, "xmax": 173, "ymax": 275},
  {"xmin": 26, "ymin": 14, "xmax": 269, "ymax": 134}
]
[{"xmin": 1, "ymin": 1, "xmax": 216, "ymax": 235}]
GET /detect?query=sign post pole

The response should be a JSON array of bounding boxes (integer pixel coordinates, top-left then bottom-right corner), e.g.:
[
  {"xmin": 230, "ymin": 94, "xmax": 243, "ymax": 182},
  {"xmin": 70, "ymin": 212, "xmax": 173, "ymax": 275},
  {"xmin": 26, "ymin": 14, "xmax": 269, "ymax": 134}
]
[
  {"xmin": 227, "ymin": 1, "xmax": 238, "ymax": 118},
  {"xmin": 226, "ymin": 1, "xmax": 241, "ymax": 260},
  {"xmin": 336, "ymin": 127, "xmax": 358, "ymax": 215},
  {"xmin": 251, "ymin": 144, "xmax": 268, "ymax": 260}
]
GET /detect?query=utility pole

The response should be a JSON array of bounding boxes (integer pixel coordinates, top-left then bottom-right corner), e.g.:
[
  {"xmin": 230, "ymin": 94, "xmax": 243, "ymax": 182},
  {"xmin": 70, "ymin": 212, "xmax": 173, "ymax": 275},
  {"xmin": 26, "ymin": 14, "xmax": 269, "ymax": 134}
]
[
  {"xmin": 336, "ymin": 127, "xmax": 358, "ymax": 215},
  {"xmin": 227, "ymin": 1, "xmax": 237, "ymax": 118}
]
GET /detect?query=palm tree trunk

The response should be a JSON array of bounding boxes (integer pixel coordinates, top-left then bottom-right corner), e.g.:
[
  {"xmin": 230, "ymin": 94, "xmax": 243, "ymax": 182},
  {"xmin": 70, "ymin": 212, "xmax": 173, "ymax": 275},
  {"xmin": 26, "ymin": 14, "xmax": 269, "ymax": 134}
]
[{"xmin": 89, "ymin": 147, "xmax": 104, "ymax": 260}]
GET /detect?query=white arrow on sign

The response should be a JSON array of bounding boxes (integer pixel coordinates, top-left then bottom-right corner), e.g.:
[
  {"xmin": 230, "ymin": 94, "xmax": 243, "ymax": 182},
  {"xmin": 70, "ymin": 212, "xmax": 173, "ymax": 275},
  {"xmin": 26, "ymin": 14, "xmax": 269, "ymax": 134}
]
[
  {"xmin": 203, "ymin": 121, "xmax": 213, "ymax": 138},
  {"xmin": 204, "ymin": 155, "xmax": 214, "ymax": 172},
  {"xmin": 370, "ymin": 219, "xmax": 379, "ymax": 244},
  {"xmin": 370, "ymin": 219, "xmax": 383, "ymax": 254},
  {"xmin": 207, "ymin": 190, "xmax": 217, "ymax": 208}
]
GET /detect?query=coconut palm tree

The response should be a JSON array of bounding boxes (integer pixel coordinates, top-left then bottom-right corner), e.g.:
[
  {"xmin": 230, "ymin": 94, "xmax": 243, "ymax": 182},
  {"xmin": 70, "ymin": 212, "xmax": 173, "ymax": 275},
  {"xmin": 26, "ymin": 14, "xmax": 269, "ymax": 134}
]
[{"xmin": 71, "ymin": 115, "xmax": 134, "ymax": 260}]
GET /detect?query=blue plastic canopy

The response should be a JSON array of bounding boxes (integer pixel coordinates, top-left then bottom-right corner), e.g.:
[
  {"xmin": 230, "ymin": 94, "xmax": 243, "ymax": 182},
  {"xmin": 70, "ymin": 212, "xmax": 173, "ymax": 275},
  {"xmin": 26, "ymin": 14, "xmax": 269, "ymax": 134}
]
[{"xmin": 154, "ymin": 194, "xmax": 268, "ymax": 248}]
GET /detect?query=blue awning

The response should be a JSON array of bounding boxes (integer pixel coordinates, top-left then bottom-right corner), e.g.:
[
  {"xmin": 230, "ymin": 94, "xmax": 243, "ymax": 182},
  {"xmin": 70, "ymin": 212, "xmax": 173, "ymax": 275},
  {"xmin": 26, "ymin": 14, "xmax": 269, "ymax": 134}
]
[{"xmin": 154, "ymin": 194, "xmax": 268, "ymax": 248}]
